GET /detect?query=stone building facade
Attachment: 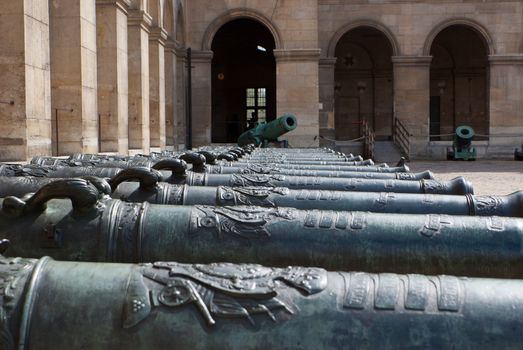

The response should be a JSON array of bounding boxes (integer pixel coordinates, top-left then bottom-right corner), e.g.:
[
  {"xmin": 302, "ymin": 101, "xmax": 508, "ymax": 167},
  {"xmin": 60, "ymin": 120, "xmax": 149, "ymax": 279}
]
[{"xmin": 0, "ymin": 0, "xmax": 522, "ymax": 160}]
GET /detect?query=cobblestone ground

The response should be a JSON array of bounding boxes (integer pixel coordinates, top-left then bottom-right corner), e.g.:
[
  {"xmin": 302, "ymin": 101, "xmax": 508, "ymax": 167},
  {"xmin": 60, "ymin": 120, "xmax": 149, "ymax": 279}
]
[{"xmin": 408, "ymin": 161, "xmax": 523, "ymax": 195}]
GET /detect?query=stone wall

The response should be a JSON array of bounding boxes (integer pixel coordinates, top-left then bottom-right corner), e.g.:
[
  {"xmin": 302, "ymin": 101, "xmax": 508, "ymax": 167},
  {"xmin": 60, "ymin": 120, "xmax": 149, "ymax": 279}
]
[{"xmin": 0, "ymin": 0, "xmax": 521, "ymax": 160}]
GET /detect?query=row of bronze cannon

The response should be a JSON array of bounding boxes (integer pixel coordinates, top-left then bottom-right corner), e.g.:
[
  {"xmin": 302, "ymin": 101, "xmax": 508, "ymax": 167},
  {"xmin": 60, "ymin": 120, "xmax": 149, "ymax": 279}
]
[{"xmin": 1, "ymin": 146, "xmax": 523, "ymax": 349}]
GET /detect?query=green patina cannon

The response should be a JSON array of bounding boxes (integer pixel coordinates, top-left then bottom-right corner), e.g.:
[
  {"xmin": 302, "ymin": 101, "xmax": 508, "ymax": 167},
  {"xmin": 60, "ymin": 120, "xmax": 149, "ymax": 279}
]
[
  {"xmin": 0, "ymin": 163, "xmax": 121, "ymax": 178},
  {"xmin": 447, "ymin": 125, "xmax": 477, "ymax": 161},
  {"xmin": 207, "ymin": 164, "xmax": 434, "ymax": 180},
  {"xmin": 235, "ymin": 158, "xmax": 377, "ymax": 166},
  {"xmin": 0, "ymin": 168, "xmax": 511, "ymax": 215},
  {"xmin": 2, "ymin": 255, "xmax": 523, "ymax": 349},
  {"xmin": 0, "ymin": 179, "xmax": 521, "ymax": 277},
  {"xmin": 152, "ymin": 160, "xmax": 472, "ymax": 194},
  {"xmin": 216, "ymin": 161, "xmax": 409, "ymax": 173},
  {"xmin": 237, "ymin": 113, "xmax": 297, "ymax": 147}
]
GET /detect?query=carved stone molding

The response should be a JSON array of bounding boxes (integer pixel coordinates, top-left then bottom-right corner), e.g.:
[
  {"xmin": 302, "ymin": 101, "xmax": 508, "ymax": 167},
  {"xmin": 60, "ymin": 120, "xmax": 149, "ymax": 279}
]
[
  {"xmin": 319, "ymin": 57, "xmax": 337, "ymax": 67},
  {"xmin": 392, "ymin": 56, "xmax": 433, "ymax": 67},
  {"xmin": 127, "ymin": 9, "xmax": 152, "ymax": 31},
  {"xmin": 190, "ymin": 50, "xmax": 214, "ymax": 63},
  {"xmin": 149, "ymin": 27, "xmax": 168, "ymax": 45},
  {"xmin": 96, "ymin": 0, "xmax": 132, "ymax": 14},
  {"xmin": 488, "ymin": 54, "xmax": 523, "ymax": 66},
  {"xmin": 273, "ymin": 49, "xmax": 322, "ymax": 63}
]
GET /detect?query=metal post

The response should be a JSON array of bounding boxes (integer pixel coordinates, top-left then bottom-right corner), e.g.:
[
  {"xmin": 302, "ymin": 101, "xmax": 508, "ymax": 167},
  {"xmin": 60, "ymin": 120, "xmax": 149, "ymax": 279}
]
[{"xmin": 186, "ymin": 47, "xmax": 193, "ymax": 150}]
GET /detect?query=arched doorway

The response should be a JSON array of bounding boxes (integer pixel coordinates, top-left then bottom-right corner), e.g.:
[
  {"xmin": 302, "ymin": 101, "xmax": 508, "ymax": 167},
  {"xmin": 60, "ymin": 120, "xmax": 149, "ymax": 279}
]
[
  {"xmin": 334, "ymin": 26, "xmax": 394, "ymax": 140},
  {"xmin": 211, "ymin": 19, "xmax": 276, "ymax": 143},
  {"xmin": 429, "ymin": 25, "xmax": 489, "ymax": 140}
]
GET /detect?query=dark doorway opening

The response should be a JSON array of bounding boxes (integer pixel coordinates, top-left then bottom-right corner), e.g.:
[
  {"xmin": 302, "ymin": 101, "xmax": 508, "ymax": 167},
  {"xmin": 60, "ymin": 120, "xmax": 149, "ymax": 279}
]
[
  {"xmin": 430, "ymin": 25, "xmax": 489, "ymax": 141},
  {"xmin": 334, "ymin": 26, "xmax": 394, "ymax": 141},
  {"xmin": 211, "ymin": 19, "xmax": 276, "ymax": 143}
]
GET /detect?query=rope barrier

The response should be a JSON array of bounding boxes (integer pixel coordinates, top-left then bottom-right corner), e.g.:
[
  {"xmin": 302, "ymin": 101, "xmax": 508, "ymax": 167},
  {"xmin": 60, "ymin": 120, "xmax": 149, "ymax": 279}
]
[{"xmin": 319, "ymin": 135, "xmax": 365, "ymax": 143}]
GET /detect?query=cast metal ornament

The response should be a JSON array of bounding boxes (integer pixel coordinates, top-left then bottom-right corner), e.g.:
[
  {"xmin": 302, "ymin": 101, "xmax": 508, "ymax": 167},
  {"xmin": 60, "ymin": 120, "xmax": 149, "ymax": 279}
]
[
  {"xmin": 230, "ymin": 174, "xmax": 287, "ymax": 187},
  {"xmin": 0, "ymin": 255, "xmax": 38, "ymax": 350},
  {"xmin": 217, "ymin": 186, "xmax": 290, "ymax": 206},
  {"xmin": 123, "ymin": 262, "xmax": 327, "ymax": 328},
  {"xmin": 190, "ymin": 205, "xmax": 296, "ymax": 239}
]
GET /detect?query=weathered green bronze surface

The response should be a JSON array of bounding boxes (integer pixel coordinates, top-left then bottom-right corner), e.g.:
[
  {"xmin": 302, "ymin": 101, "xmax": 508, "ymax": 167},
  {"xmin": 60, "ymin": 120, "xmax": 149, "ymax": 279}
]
[
  {"xmin": 237, "ymin": 154, "xmax": 364, "ymax": 161},
  {"xmin": 216, "ymin": 161, "xmax": 410, "ymax": 173},
  {"xmin": 206, "ymin": 164, "xmax": 434, "ymax": 180},
  {"xmin": 1, "ymin": 255, "xmax": 523, "ymax": 349},
  {"xmin": 107, "ymin": 168, "xmax": 518, "ymax": 215},
  {"xmin": 154, "ymin": 162, "xmax": 472, "ymax": 194},
  {"xmin": 1, "ymin": 179, "xmax": 520, "ymax": 277},
  {"xmin": 0, "ymin": 168, "xmax": 503, "ymax": 215},
  {"xmin": 0, "ymin": 163, "xmax": 121, "ymax": 178},
  {"xmin": 237, "ymin": 114, "xmax": 297, "ymax": 146},
  {"xmin": 235, "ymin": 158, "xmax": 377, "ymax": 166},
  {"xmin": 448, "ymin": 125, "xmax": 477, "ymax": 161}
]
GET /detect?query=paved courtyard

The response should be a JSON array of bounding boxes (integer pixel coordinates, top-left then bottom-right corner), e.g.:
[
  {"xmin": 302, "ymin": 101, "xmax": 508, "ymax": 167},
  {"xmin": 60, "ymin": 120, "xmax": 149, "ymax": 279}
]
[{"xmin": 408, "ymin": 161, "xmax": 523, "ymax": 195}]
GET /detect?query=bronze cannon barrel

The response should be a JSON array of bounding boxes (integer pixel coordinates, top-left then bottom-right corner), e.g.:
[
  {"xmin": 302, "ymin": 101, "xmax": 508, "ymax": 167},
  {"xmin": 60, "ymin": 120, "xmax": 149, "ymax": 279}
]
[
  {"xmin": 0, "ymin": 163, "xmax": 121, "ymax": 178},
  {"xmin": 237, "ymin": 154, "xmax": 364, "ymax": 162},
  {"xmin": 156, "ymin": 165, "xmax": 472, "ymax": 195},
  {"xmin": 2, "ymin": 255, "xmax": 523, "ymax": 350},
  {"xmin": 108, "ymin": 169, "xmax": 521, "ymax": 216},
  {"xmin": 207, "ymin": 165, "xmax": 434, "ymax": 180},
  {"xmin": 234, "ymin": 159, "xmax": 377, "ymax": 166},
  {"xmin": 217, "ymin": 161, "xmax": 409, "ymax": 173},
  {"xmin": 0, "ymin": 169, "xmax": 507, "ymax": 216},
  {"xmin": 1, "ymin": 179, "xmax": 522, "ymax": 277}
]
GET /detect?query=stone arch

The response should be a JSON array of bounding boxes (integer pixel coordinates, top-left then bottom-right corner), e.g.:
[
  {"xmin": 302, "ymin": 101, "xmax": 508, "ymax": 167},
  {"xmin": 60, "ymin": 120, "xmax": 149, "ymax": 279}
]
[
  {"xmin": 327, "ymin": 19, "xmax": 400, "ymax": 57},
  {"xmin": 163, "ymin": 0, "xmax": 174, "ymax": 37},
  {"xmin": 147, "ymin": 0, "xmax": 163, "ymax": 28},
  {"xmin": 175, "ymin": 2, "xmax": 186, "ymax": 45},
  {"xmin": 423, "ymin": 18, "xmax": 495, "ymax": 56},
  {"xmin": 202, "ymin": 8, "xmax": 283, "ymax": 51}
]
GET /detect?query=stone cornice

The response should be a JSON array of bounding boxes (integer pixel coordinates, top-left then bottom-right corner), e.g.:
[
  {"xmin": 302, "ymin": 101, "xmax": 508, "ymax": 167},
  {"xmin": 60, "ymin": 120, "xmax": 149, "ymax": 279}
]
[
  {"xmin": 127, "ymin": 9, "xmax": 152, "ymax": 31},
  {"xmin": 319, "ymin": 57, "xmax": 337, "ymax": 67},
  {"xmin": 165, "ymin": 39, "xmax": 178, "ymax": 53},
  {"xmin": 149, "ymin": 27, "xmax": 168, "ymax": 45},
  {"xmin": 392, "ymin": 56, "xmax": 432, "ymax": 66},
  {"xmin": 96, "ymin": 0, "xmax": 131, "ymax": 14},
  {"xmin": 190, "ymin": 50, "xmax": 214, "ymax": 63},
  {"xmin": 488, "ymin": 54, "xmax": 523, "ymax": 65},
  {"xmin": 174, "ymin": 45, "xmax": 187, "ymax": 58},
  {"xmin": 273, "ymin": 49, "xmax": 322, "ymax": 62}
]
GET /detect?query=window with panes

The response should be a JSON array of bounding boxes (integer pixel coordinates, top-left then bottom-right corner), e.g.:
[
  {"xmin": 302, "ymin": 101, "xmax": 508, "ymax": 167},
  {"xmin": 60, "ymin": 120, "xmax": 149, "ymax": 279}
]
[{"xmin": 246, "ymin": 88, "xmax": 267, "ymax": 126}]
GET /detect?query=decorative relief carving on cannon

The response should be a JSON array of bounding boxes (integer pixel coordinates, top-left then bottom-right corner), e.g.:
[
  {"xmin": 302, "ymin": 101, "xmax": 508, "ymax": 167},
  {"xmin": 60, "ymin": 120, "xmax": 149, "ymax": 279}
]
[
  {"xmin": 190, "ymin": 206, "xmax": 296, "ymax": 239},
  {"xmin": 230, "ymin": 174, "xmax": 286, "ymax": 187},
  {"xmin": 123, "ymin": 262, "xmax": 327, "ymax": 328},
  {"xmin": 217, "ymin": 186, "xmax": 290, "ymax": 206}
]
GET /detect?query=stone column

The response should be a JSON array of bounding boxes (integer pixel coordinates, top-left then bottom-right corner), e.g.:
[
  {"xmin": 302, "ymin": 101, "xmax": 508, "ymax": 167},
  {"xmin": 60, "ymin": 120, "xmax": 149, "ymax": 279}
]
[
  {"xmin": 50, "ymin": 0, "xmax": 98, "ymax": 155},
  {"xmin": 488, "ymin": 54, "xmax": 523, "ymax": 153},
  {"xmin": 149, "ymin": 27, "xmax": 167, "ymax": 150},
  {"xmin": 191, "ymin": 50, "xmax": 213, "ymax": 147},
  {"xmin": 0, "ymin": 0, "xmax": 52, "ymax": 160},
  {"xmin": 127, "ymin": 9, "xmax": 151, "ymax": 153},
  {"xmin": 164, "ymin": 40, "xmax": 177, "ymax": 149},
  {"xmin": 175, "ymin": 46, "xmax": 187, "ymax": 149},
  {"xmin": 274, "ymin": 49, "xmax": 321, "ymax": 147},
  {"xmin": 392, "ymin": 56, "xmax": 432, "ymax": 158},
  {"xmin": 96, "ymin": 0, "xmax": 130, "ymax": 153},
  {"xmin": 318, "ymin": 57, "xmax": 337, "ymax": 145}
]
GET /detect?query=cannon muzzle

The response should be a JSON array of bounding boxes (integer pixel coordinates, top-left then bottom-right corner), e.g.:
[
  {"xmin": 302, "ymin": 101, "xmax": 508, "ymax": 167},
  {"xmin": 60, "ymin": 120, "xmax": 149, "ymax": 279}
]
[{"xmin": 237, "ymin": 114, "xmax": 297, "ymax": 146}]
